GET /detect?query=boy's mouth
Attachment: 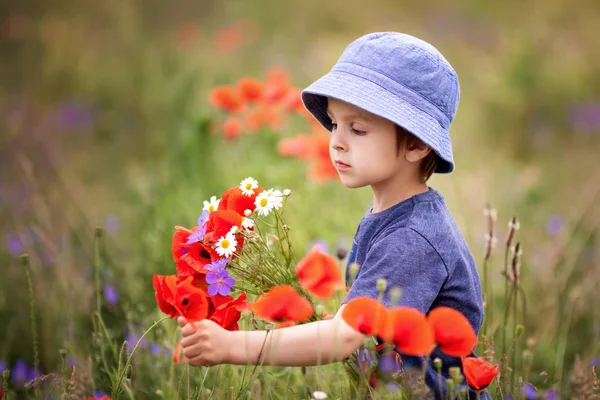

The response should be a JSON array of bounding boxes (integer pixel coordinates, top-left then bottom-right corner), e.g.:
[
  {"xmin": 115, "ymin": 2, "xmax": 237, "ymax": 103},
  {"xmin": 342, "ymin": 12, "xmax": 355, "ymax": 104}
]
[{"xmin": 335, "ymin": 160, "xmax": 351, "ymax": 170}]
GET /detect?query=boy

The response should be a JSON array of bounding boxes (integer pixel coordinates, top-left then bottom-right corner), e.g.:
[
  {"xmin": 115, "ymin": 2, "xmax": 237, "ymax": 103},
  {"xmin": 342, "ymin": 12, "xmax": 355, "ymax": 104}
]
[{"xmin": 178, "ymin": 32, "xmax": 487, "ymax": 399}]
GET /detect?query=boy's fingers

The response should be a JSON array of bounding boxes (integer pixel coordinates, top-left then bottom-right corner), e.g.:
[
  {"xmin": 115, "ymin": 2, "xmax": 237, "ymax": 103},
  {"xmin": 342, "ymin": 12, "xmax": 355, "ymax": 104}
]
[
  {"xmin": 177, "ymin": 316, "xmax": 188, "ymax": 328},
  {"xmin": 181, "ymin": 322, "xmax": 199, "ymax": 337}
]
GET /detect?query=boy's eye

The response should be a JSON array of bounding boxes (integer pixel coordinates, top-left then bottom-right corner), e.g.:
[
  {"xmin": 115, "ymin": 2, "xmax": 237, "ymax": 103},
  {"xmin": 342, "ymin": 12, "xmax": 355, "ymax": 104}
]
[
  {"xmin": 331, "ymin": 123, "xmax": 338, "ymax": 130},
  {"xmin": 351, "ymin": 127, "xmax": 367, "ymax": 136}
]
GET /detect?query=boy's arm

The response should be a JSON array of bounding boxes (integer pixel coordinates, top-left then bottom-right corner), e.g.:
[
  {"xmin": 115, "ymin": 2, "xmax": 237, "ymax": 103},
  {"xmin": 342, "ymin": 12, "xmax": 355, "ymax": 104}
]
[{"xmin": 178, "ymin": 305, "xmax": 365, "ymax": 367}]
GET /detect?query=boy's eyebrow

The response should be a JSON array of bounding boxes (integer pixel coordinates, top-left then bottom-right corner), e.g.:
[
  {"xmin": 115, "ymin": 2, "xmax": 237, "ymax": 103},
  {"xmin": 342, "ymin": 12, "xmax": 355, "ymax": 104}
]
[{"xmin": 326, "ymin": 108, "xmax": 373, "ymax": 122}]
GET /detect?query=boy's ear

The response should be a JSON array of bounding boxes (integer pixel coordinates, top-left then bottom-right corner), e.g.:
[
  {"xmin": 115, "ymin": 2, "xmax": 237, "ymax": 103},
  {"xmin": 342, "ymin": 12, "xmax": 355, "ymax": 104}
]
[{"xmin": 405, "ymin": 141, "xmax": 432, "ymax": 163}]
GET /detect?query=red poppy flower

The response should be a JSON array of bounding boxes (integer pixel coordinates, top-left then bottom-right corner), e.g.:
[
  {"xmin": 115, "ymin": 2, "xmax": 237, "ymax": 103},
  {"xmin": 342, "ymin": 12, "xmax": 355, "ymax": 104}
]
[
  {"xmin": 462, "ymin": 357, "xmax": 498, "ymax": 391},
  {"xmin": 223, "ymin": 117, "xmax": 242, "ymax": 139},
  {"xmin": 177, "ymin": 241, "xmax": 220, "ymax": 277},
  {"xmin": 427, "ymin": 307, "xmax": 477, "ymax": 357},
  {"xmin": 263, "ymin": 68, "xmax": 291, "ymax": 104},
  {"xmin": 295, "ymin": 245, "xmax": 343, "ymax": 299},
  {"xmin": 153, "ymin": 274, "xmax": 179, "ymax": 318},
  {"xmin": 379, "ymin": 307, "xmax": 435, "ymax": 356},
  {"xmin": 175, "ymin": 276, "xmax": 210, "ymax": 322},
  {"xmin": 218, "ymin": 187, "xmax": 263, "ymax": 216},
  {"xmin": 237, "ymin": 77, "xmax": 263, "ymax": 102},
  {"xmin": 209, "ymin": 292, "xmax": 247, "ymax": 331},
  {"xmin": 278, "ymin": 135, "xmax": 312, "ymax": 159},
  {"xmin": 172, "ymin": 226, "xmax": 194, "ymax": 262},
  {"xmin": 252, "ymin": 285, "xmax": 313, "ymax": 323},
  {"xmin": 341, "ymin": 297, "xmax": 387, "ymax": 336},
  {"xmin": 209, "ymin": 85, "xmax": 245, "ymax": 112}
]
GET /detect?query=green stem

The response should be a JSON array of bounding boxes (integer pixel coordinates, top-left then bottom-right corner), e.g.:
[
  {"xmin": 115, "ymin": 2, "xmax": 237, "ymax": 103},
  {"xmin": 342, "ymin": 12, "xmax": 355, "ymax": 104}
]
[
  {"xmin": 511, "ymin": 284, "xmax": 519, "ymax": 397},
  {"xmin": 22, "ymin": 255, "xmax": 40, "ymax": 400},
  {"xmin": 111, "ymin": 316, "xmax": 169, "ymax": 398}
]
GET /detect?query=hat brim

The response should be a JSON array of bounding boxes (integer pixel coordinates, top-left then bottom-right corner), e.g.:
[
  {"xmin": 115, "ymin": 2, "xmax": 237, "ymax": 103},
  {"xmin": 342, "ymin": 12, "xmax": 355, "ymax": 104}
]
[{"xmin": 301, "ymin": 70, "xmax": 454, "ymax": 173}]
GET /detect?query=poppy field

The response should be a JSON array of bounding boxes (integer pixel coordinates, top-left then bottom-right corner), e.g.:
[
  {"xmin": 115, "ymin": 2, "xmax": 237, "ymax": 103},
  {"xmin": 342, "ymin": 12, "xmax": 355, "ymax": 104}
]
[{"xmin": 1, "ymin": 0, "xmax": 600, "ymax": 399}]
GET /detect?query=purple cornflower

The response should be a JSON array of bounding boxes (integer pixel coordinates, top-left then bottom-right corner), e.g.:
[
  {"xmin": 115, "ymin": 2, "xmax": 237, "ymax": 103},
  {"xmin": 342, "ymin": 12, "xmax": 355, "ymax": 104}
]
[
  {"xmin": 125, "ymin": 332, "xmax": 147, "ymax": 349},
  {"xmin": 55, "ymin": 102, "xmax": 96, "ymax": 130},
  {"xmin": 568, "ymin": 102, "xmax": 600, "ymax": 133},
  {"xmin": 522, "ymin": 383, "xmax": 538, "ymax": 399},
  {"xmin": 4, "ymin": 232, "xmax": 31, "ymax": 256},
  {"xmin": 186, "ymin": 210, "xmax": 210, "ymax": 244},
  {"xmin": 206, "ymin": 258, "xmax": 228, "ymax": 273},
  {"xmin": 12, "ymin": 359, "xmax": 35, "ymax": 385},
  {"xmin": 151, "ymin": 344, "xmax": 162, "ymax": 356},
  {"xmin": 206, "ymin": 269, "xmax": 235, "ymax": 296},
  {"xmin": 591, "ymin": 356, "xmax": 599, "ymax": 367},
  {"xmin": 103, "ymin": 285, "xmax": 119, "ymax": 305},
  {"xmin": 0, "ymin": 359, "xmax": 6, "ymax": 372},
  {"xmin": 378, "ymin": 353, "xmax": 403, "ymax": 376},
  {"xmin": 546, "ymin": 214, "xmax": 564, "ymax": 236},
  {"xmin": 544, "ymin": 388, "xmax": 558, "ymax": 400},
  {"xmin": 308, "ymin": 239, "xmax": 329, "ymax": 254}
]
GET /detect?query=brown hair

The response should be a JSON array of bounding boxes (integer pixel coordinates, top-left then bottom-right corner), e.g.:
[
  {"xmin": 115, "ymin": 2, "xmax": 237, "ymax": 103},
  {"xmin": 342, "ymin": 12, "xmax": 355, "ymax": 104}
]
[{"xmin": 396, "ymin": 125, "xmax": 438, "ymax": 182}]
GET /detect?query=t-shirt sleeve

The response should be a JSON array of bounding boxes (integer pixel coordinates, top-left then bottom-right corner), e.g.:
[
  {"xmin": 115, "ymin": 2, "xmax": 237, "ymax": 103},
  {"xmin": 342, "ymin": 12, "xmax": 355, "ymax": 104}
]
[{"xmin": 343, "ymin": 228, "xmax": 448, "ymax": 312}]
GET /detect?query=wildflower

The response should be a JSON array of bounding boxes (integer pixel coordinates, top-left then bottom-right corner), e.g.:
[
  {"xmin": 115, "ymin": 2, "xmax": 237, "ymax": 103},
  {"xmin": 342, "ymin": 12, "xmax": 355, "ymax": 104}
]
[
  {"xmin": 239, "ymin": 177, "xmax": 259, "ymax": 196},
  {"xmin": 522, "ymin": 383, "xmax": 538, "ymax": 399},
  {"xmin": 241, "ymin": 216, "xmax": 254, "ymax": 230},
  {"xmin": 461, "ymin": 357, "xmax": 498, "ymax": 392},
  {"xmin": 203, "ymin": 196, "xmax": 220, "ymax": 213},
  {"xmin": 267, "ymin": 189, "xmax": 284, "ymax": 210},
  {"xmin": 223, "ymin": 117, "xmax": 242, "ymax": 139},
  {"xmin": 237, "ymin": 78, "xmax": 263, "ymax": 102},
  {"xmin": 252, "ymin": 285, "xmax": 313, "ymax": 323},
  {"xmin": 214, "ymin": 23, "xmax": 246, "ymax": 54},
  {"xmin": 209, "ymin": 292, "xmax": 247, "ymax": 331},
  {"xmin": 186, "ymin": 210, "xmax": 210, "ymax": 244},
  {"xmin": 378, "ymin": 353, "xmax": 403, "ymax": 376},
  {"xmin": 427, "ymin": 307, "xmax": 477, "ymax": 357},
  {"xmin": 151, "ymin": 344, "xmax": 161, "ymax": 356},
  {"xmin": 153, "ymin": 274, "xmax": 179, "ymax": 318},
  {"xmin": 208, "ymin": 86, "xmax": 244, "ymax": 112},
  {"xmin": 263, "ymin": 68, "xmax": 291, "ymax": 103},
  {"xmin": 175, "ymin": 276, "xmax": 210, "ymax": 321},
  {"xmin": 104, "ymin": 214, "xmax": 120, "ymax": 236},
  {"xmin": 205, "ymin": 258, "xmax": 228, "ymax": 273},
  {"xmin": 283, "ymin": 189, "xmax": 291, "ymax": 197},
  {"xmin": 312, "ymin": 391, "xmax": 328, "ymax": 399},
  {"xmin": 125, "ymin": 331, "xmax": 147, "ymax": 349},
  {"xmin": 254, "ymin": 191, "xmax": 273, "ymax": 216},
  {"xmin": 205, "ymin": 210, "xmax": 243, "ymax": 241},
  {"xmin": 341, "ymin": 297, "xmax": 387, "ymax": 335},
  {"xmin": 380, "ymin": 307, "xmax": 435, "ymax": 356},
  {"xmin": 206, "ymin": 269, "xmax": 236, "ymax": 296},
  {"xmin": 295, "ymin": 245, "xmax": 343, "ymax": 299},
  {"xmin": 215, "ymin": 232, "xmax": 237, "ymax": 258},
  {"xmin": 244, "ymin": 209, "xmax": 252, "ymax": 217},
  {"xmin": 219, "ymin": 186, "xmax": 264, "ymax": 215},
  {"xmin": 278, "ymin": 135, "xmax": 313, "ymax": 159},
  {"xmin": 546, "ymin": 214, "xmax": 564, "ymax": 236},
  {"xmin": 103, "ymin": 284, "xmax": 119, "ymax": 305}
]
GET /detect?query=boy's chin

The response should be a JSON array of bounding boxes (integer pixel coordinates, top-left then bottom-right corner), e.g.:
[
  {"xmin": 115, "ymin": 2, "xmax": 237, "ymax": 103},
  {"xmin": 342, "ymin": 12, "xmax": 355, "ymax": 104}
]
[{"xmin": 338, "ymin": 175, "xmax": 369, "ymax": 189}]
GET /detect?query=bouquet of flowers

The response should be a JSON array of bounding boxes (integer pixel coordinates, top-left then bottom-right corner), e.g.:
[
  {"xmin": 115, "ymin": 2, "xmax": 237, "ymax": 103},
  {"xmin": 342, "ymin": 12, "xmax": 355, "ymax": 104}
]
[
  {"xmin": 151, "ymin": 177, "xmax": 499, "ymax": 396},
  {"xmin": 152, "ymin": 177, "xmax": 344, "ymax": 338}
]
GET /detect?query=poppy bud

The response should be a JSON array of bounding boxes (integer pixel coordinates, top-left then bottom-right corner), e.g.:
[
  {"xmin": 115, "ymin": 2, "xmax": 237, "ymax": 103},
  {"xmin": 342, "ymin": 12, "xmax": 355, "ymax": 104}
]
[
  {"xmin": 376, "ymin": 278, "xmax": 387, "ymax": 296},
  {"xmin": 433, "ymin": 358, "xmax": 442, "ymax": 371},
  {"xmin": 19, "ymin": 253, "xmax": 30, "ymax": 266},
  {"xmin": 348, "ymin": 263, "xmax": 360, "ymax": 283},
  {"xmin": 449, "ymin": 366, "xmax": 461, "ymax": 380},
  {"xmin": 389, "ymin": 287, "xmax": 403, "ymax": 306},
  {"xmin": 515, "ymin": 324, "xmax": 524, "ymax": 337},
  {"xmin": 95, "ymin": 227, "xmax": 104, "ymax": 238},
  {"xmin": 335, "ymin": 248, "xmax": 347, "ymax": 261},
  {"xmin": 3, "ymin": 368, "xmax": 10, "ymax": 380}
]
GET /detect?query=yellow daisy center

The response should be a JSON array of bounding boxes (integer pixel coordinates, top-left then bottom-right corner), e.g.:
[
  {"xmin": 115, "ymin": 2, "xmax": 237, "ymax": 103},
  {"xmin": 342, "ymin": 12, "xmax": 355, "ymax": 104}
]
[
  {"xmin": 260, "ymin": 198, "xmax": 268, "ymax": 207},
  {"xmin": 209, "ymin": 205, "xmax": 215, "ymax": 212},
  {"xmin": 245, "ymin": 184, "xmax": 253, "ymax": 190},
  {"xmin": 221, "ymin": 239, "xmax": 230, "ymax": 249}
]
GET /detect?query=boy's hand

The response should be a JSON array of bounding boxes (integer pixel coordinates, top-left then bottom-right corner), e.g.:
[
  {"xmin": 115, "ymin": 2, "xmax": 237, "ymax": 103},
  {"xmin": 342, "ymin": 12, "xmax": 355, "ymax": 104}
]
[{"xmin": 177, "ymin": 317, "xmax": 232, "ymax": 367}]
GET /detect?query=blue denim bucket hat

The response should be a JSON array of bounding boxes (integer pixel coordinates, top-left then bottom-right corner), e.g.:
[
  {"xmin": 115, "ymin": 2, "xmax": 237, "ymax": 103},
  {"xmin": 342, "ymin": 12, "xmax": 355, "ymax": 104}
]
[{"xmin": 301, "ymin": 32, "xmax": 460, "ymax": 173}]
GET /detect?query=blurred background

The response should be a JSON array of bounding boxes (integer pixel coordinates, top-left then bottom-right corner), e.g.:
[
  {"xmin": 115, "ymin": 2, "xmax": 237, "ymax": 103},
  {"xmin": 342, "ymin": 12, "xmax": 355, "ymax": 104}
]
[{"xmin": 1, "ymin": 0, "xmax": 599, "ymax": 398}]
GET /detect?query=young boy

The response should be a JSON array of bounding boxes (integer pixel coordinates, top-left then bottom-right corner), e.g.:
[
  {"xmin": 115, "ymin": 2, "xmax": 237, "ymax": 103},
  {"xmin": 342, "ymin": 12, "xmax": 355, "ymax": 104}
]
[{"xmin": 178, "ymin": 32, "xmax": 487, "ymax": 399}]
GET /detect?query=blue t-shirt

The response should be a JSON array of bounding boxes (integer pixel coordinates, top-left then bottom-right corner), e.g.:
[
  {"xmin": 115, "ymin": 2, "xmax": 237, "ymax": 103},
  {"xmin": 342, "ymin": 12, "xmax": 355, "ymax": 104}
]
[{"xmin": 343, "ymin": 188, "xmax": 489, "ymax": 399}]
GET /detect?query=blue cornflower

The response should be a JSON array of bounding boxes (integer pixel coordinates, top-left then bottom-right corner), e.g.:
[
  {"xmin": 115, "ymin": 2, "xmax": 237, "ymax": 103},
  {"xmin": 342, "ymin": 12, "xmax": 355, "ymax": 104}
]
[{"xmin": 206, "ymin": 258, "xmax": 228, "ymax": 273}]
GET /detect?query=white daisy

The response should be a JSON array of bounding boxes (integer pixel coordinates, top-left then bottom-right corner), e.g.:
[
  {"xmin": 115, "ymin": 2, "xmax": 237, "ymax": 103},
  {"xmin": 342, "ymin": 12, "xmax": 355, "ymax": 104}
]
[
  {"xmin": 215, "ymin": 232, "xmax": 237, "ymax": 258},
  {"xmin": 203, "ymin": 196, "xmax": 220, "ymax": 213},
  {"xmin": 254, "ymin": 191, "xmax": 273, "ymax": 216},
  {"xmin": 283, "ymin": 189, "xmax": 291, "ymax": 197},
  {"xmin": 241, "ymin": 217, "xmax": 254, "ymax": 230},
  {"xmin": 268, "ymin": 189, "xmax": 284, "ymax": 210},
  {"xmin": 244, "ymin": 209, "xmax": 252, "ymax": 217},
  {"xmin": 312, "ymin": 391, "xmax": 328, "ymax": 399},
  {"xmin": 239, "ymin": 177, "xmax": 259, "ymax": 196},
  {"xmin": 230, "ymin": 225, "xmax": 240, "ymax": 235}
]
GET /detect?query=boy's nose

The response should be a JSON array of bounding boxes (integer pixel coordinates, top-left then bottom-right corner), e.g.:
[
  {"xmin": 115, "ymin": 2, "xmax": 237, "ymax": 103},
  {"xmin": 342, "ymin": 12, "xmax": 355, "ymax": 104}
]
[{"xmin": 330, "ymin": 130, "xmax": 348, "ymax": 152}]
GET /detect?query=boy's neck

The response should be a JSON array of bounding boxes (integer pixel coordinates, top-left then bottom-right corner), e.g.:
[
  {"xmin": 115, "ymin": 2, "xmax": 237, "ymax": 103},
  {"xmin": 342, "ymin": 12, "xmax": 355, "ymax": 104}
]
[{"xmin": 370, "ymin": 178, "xmax": 429, "ymax": 214}]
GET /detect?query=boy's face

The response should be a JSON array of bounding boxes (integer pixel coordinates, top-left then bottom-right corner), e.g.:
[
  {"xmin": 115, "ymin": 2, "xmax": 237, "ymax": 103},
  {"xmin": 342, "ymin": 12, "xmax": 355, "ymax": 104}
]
[{"xmin": 326, "ymin": 98, "xmax": 406, "ymax": 189}]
